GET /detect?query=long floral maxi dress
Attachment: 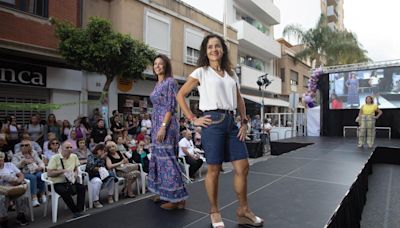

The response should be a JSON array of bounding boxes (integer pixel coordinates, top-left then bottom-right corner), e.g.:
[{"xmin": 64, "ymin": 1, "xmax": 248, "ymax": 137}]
[
  {"xmin": 147, "ymin": 77, "xmax": 188, "ymax": 202},
  {"xmin": 346, "ymin": 78, "xmax": 360, "ymax": 106}
]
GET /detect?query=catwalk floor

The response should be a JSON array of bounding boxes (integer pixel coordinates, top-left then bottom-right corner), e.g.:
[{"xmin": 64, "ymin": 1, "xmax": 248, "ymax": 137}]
[
  {"xmin": 361, "ymin": 164, "xmax": 400, "ymax": 228},
  {"xmin": 50, "ymin": 137, "xmax": 399, "ymax": 228}
]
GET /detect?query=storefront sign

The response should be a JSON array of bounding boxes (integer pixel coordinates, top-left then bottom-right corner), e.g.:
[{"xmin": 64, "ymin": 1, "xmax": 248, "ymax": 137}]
[
  {"xmin": 117, "ymin": 76, "xmax": 133, "ymax": 92},
  {"xmin": 0, "ymin": 60, "xmax": 46, "ymax": 87}
]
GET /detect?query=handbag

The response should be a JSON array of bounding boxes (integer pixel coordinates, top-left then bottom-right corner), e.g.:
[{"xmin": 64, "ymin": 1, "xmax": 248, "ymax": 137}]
[
  {"xmin": 115, "ymin": 163, "xmax": 138, "ymax": 173},
  {"xmin": 0, "ymin": 183, "xmax": 27, "ymax": 199},
  {"xmin": 60, "ymin": 158, "xmax": 76, "ymax": 193}
]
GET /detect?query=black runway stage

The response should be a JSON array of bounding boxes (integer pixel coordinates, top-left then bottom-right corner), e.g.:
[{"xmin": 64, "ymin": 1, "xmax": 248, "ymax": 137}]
[{"xmin": 53, "ymin": 137, "xmax": 400, "ymax": 228}]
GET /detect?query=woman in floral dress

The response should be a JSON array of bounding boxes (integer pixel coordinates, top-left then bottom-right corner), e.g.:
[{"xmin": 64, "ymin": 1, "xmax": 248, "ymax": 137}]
[{"xmin": 147, "ymin": 54, "xmax": 188, "ymax": 210}]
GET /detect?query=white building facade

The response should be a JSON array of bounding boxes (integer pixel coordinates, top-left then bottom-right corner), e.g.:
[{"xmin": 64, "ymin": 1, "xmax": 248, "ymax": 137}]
[{"xmin": 226, "ymin": 0, "xmax": 287, "ymax": 117}]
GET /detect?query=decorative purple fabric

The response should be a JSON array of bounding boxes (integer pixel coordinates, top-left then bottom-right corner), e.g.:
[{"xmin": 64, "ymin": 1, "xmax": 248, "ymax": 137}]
[{"xmin": 147, "ymin": 77, "xmax": 188, "ymax": 202}]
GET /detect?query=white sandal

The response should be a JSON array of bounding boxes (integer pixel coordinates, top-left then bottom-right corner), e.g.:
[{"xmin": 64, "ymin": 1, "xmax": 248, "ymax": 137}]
[{"xmin": 210, "ymin": 212, "xmax": 225, "ymax": 228}]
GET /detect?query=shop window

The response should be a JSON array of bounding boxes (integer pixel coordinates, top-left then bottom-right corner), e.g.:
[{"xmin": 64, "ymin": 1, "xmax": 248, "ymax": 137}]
[
  {"xmin": 118, "ymin": 94, "xmax": 153, "ymax": 116},
  {"xmin": 0, "ymin": 96, "xmax": 47, "ymax": 126}
]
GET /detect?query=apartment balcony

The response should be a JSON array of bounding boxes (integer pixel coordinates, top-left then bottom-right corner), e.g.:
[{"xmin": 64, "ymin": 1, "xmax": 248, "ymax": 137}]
[
  {"xmin": 327, "ymin": 0, "xmax": 338, "ymax": 6},
  {"xmin": 239, "ymin": 65, "xmax": 281, "ymax": 94},
  {"xmin": 327, "ymin": 5, "xmax": 338, "ymax": 22},
  {"xmin": 327, "ymin": 22, "xmax": 337, "ymax": 31},
  {"xmin": 234, "ymin": 0, "xmax": 280, "ymax": 25},
  {"xmin": 232, "ymin": 20, "xmax": 281, "ymax": 59}
]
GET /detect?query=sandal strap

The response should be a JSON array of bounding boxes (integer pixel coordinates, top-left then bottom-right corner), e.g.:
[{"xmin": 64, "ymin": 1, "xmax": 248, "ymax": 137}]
[{"xmin": 211, "ymin": 221, "xmax": 225, "ymax": 228}]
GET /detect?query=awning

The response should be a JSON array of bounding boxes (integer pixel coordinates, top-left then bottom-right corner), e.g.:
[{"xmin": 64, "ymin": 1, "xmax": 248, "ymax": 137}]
[{"xmin": 242, "ymin": 94, "xmax": 289, "ymax": 107}]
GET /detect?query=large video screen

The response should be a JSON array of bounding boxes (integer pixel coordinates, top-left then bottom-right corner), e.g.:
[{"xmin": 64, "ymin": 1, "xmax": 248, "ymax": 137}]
[{"xmin": 329, "ymin": 66, "xmax": 400, "ymax": 109}]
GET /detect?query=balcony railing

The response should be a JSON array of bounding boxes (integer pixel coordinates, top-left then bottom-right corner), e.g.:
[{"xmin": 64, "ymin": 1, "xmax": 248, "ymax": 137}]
[{"xmin": 232, "ymin": 20, "xmax": 281, "ymax": 59}]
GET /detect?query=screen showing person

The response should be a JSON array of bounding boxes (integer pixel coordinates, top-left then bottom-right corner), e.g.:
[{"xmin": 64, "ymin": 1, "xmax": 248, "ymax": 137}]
[{"xmin": 328, "ymin": 66, "xmax": 400, "ymax": 109}]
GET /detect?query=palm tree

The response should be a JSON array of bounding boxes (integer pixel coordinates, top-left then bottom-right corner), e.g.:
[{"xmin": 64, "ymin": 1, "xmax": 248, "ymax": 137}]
[{"xmin": 283, "ymin": 15, "xmax": 369, "ymax": 67}]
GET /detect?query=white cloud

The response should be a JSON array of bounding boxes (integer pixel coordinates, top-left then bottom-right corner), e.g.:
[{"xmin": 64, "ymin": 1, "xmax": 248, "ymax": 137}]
[{"xmin": 344, "ymin": 0, "xmax": 400, "ymax": 61}]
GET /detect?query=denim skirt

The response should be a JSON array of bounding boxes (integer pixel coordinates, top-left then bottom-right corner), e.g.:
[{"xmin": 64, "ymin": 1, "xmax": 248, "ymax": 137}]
[{"xmin": 201, "ymin": 110, "xmax": 248, "ymax": 164}]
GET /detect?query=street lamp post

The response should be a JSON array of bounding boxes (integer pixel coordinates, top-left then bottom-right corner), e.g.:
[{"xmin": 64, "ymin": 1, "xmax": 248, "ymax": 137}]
[{"xmin": 257, "ymin": 74, "xmax": 271, "ymax": 124}]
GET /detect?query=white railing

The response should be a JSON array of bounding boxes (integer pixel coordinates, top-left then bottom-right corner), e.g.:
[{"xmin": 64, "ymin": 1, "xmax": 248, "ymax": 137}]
[{"xmin": 265, "ymin": 112, "xmax": 306, "ymax": 140}]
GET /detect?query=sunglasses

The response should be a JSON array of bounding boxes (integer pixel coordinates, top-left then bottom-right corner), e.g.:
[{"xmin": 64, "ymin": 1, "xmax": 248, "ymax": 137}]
[
  {"xmin": 65, "ymin": 146, "xmax": 73, "ymax": 149},
  {"xmin": 51, "ymin": 142, "xmax": 60, "ymax": 145},
  {"xmin": 21, "ymin": 144, "xmax": 30, "ymax": 147}
]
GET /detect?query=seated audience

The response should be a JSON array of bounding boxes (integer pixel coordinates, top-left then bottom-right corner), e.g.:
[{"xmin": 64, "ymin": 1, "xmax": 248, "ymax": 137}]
[
  {"xmin": 178, "ymin": 130, "xmax": 203, "ymax": 179},
  {"xmin": 11, "ymin": 140, "xmax": 45, "ymax": 207},
  {"xmin": 136, "ymin": 127, "xmax": 147, "ymax": 143},
  {"xmin": 43, "ymin": 132, "xmax": 57, "ymax": 158},
  {"xmin": 106, "ymin": 141, "xmax": 140, "ymax": 198},
  {"xmin": 132, "ymin": 141, "xmax": 150, "ymax": 173},
  {"xmin": 14, "ymin": 133, "xmax": 43, "ymax": 155},
  {"xmin": 47, "ymin": 142, "xmax": 85, "ymax": 218},
  {"xmin": 24, "ymin": 115, "xmax": 45, "ymax": 146},
  {"xmin": 43, "ymin": 139, "xmax": 60, "ymax": 166},
  {"xmin": 85, "ymin": 144, "xmax": 116, "ymax": 208},
  {"xmin": 66, "ymin": 130, "xmax": 78, "ymax": 151},
  {"xmin": 0, "ymin": 152, "xmax": 30, "ymax": 226},
  {"xmin": 74, "ymin": 138, "xmax": 91, "ymax": 165},
  {"xmin": 90, "ymin": 119, "xmax": 108, "ymax": 145}
]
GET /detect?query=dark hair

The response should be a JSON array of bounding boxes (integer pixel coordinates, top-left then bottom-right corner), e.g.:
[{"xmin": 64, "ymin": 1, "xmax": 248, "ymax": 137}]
[
  {"xmin": 365, "ymin": 95, "xmax": 374, "ymax": 104},
  {"xmin": 80, "ymin": 117, "xmax": 91, "ymax": 131},
  {"xmin": 126, "ymin": 114, "xmax": 133, "ymax": 121},
  {"xmin": 92, "ymin": 143, "xmax": 105, "ymax": 155},
  {"xmin": 47, "ymin": 114, "xmax": 56, "ymax": 125},
  {"xmin": 197, "ymin": 34, "xmax": 233, "ymax": 76},
  {"xmin": 152, "ymin": 54, "xmax": 173, "ymax": 79},
  {"xmin": 76, "ymin": 138, "xmax": 86, "ymax": 148},
  {"xmin": 112, "ymin": 110, "xmax": 118, "ymax": 116},
  {"xmin": 48, "ymin": 139, "xmax": 60, "ymax": 150}
]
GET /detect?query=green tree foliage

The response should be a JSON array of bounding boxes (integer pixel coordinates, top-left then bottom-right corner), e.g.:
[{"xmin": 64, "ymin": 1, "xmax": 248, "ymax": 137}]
[
  {"xmin": 50, "ymin": 17, "xmax": 156, "ymax": 103},
  {"xmin": 283, "ymin": 15, "xmax": 370, "ymax": 67}
]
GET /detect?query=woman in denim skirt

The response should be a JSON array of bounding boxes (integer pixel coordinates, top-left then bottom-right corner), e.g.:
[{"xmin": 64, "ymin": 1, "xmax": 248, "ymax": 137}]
[{"xmin": 177, "ymin": 34, "xmax": 263, "ymax": 228}]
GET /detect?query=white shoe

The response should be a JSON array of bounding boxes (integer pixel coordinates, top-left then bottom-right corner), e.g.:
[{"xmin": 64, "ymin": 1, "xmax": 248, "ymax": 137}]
[
  {"xmin": 40, "ymin": 194, "xmax": 47, "ymax": 204},
  {"xmin": 93, "ymin": 201, "xmax": 103, "ymax": 208},
  {"xmin": 32, "ymin": 199, "xmax": 40, "ymax": 207}
]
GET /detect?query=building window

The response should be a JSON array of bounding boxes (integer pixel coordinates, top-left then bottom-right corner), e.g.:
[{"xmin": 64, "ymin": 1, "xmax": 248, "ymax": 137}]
[
  {"xmin": 184, "ymin": 28, "xmax": 203, "ymax": 65},
  {"xmin": 239, "ymin": 55, "xmax": 265, "ymax": 71},
  {"xmin": 290, "ymin": 70, "xmax": 298, "ymax": 85},
  {"xmin": 144, "ymin": 10, "xmax": 171, "ymax": 56},
  {"xmin": 280, "ymin": 68, "xmax": 285, "ymax": 82},
  {"xmin": 0, "ymin": 0, "xmax": 48, "ymax": 18},
  {"xmin": 303, "ymin": 76, "xmax": 309, "ymax": 87},
  {"xmin": 186, "ymin": 47, "xmax": 200, "ymax": 65}
]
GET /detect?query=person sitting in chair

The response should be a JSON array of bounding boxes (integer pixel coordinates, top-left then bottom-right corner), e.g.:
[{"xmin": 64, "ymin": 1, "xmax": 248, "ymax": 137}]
[
  {"xmin": 47, "ymin": 142, "xmax": 86, "ymax": 218},
  {"xmin": 178, "ymin": 130, "xmax": 203, "ymax": 179}
]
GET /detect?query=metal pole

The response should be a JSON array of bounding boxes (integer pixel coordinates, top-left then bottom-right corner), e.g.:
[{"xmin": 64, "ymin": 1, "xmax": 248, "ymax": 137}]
[
  {"xmin": 223, "ymin": 0, "xmax": 228, "ymax": 41},
  {"xmin": 261, "ymin": 88, "xmax": 265, "ymax": 124}
]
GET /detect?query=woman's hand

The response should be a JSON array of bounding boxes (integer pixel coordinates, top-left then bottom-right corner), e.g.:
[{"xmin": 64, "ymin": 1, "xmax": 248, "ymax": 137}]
[
  {"xmin": 193, "ymin": 115, "xmax": 212, "ymax": 127},
  {"xmin": 237, "ymin": 124, "xmax": 247, "ymax": 142},
  {"xmin": 156, "ymin": 127, "xmax": 166, "ymax": 143}
]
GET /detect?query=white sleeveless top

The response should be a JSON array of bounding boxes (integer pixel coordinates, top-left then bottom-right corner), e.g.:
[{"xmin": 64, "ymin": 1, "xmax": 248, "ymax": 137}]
[{"xmin": 189, "ymin": 66, "xmax": 240, "ymax": 111}]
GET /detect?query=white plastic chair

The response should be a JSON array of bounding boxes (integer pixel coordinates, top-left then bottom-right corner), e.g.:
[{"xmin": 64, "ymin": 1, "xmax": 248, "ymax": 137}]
[
  {"xmin": 138, "ymin": 164, "xmax": 147, "ymax": 194},
  {"xmin": 79, "ymin": 165, "xmax": 122, "ymax": 208},
  {"xmin": 23, "ymin": 179, "xmax": 34, "ymax": 222},
  {"xmin": 178, "ymin": 158, "xmax": 192, "ymax": 183},
  {"xmin": 41, "ymin": 172, "xmax": 62, "ymax": 223}
]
